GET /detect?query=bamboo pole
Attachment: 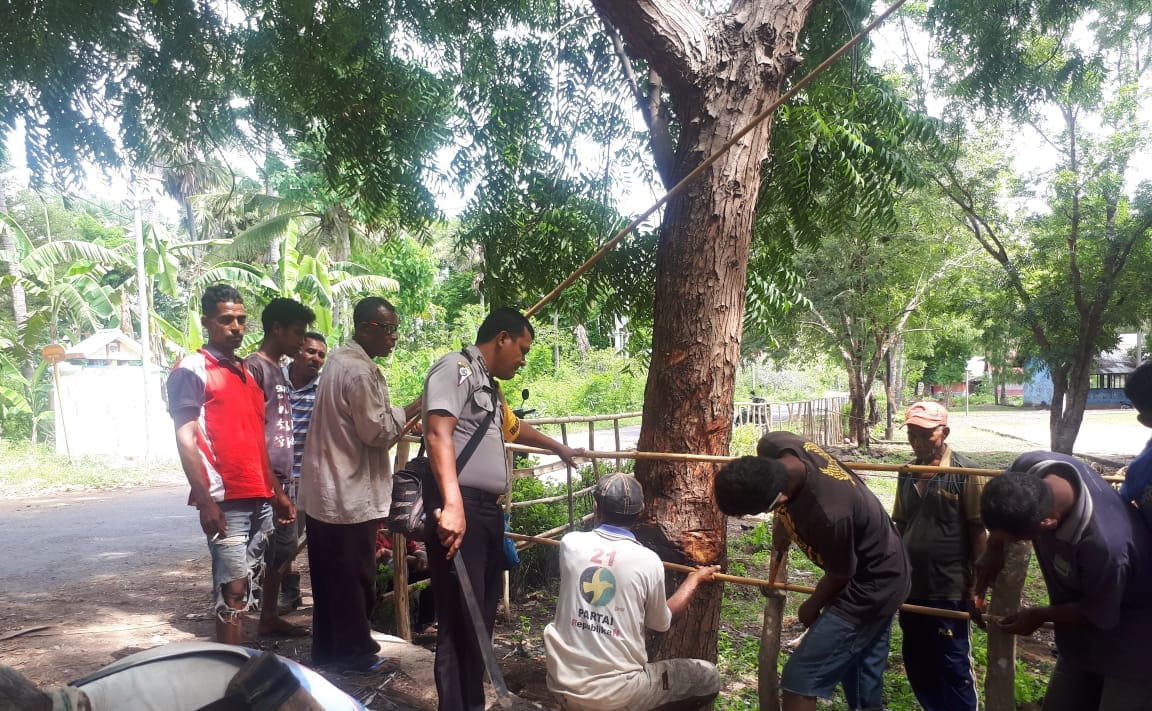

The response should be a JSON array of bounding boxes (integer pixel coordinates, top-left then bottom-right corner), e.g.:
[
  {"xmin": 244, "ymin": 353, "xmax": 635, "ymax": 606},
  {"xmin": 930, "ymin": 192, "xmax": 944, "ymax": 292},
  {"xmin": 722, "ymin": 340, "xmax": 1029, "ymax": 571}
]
[
  {"xmin": 387, "ymin": 414, "xmax": 415, "ymax": 637},
  {"xmin": 759, "ymin": 546, "xmax": 789, "ymax": 711},
  {"xmin": 503, "ymin": 532, "xmax": 969, "ymax": 621},
  {"xmin": 510, "ymin": 485, "xmax": 596, "ymax": 508},
  {"xmin": 587, "ymin": 421, "xmax": 599, "ymax": 479},
  {"xmin": 501, "ymin": 443, "xmax": 1125, "ymax": 482},
  {"xmin": 986, "ymin": 541, "xmax": 1032, "ymax": 711},
  {"xmin": 512, "ymin": 461, "xmax": 568, "ymax": 479},
  {"xmin": 614, "ymin": 418, "xmax": 622, "ymax": 471},
  {"xmin": 391, "ymin": 531, "xmax": 411, "ymax": 641},
  {"xmin": 504, "ymin": 449, "xmax": 515, "ymax": 622},
  {"xmin": 521, "ymin": 412, "xmax": 644, "ymax": 425},
  {"xmin": 379, "ymin": 579, "xmax": 427, "ymax": 605},
  {"xmin": 513, "ymin": 514, "xmax": 596, "ymax": 551}
]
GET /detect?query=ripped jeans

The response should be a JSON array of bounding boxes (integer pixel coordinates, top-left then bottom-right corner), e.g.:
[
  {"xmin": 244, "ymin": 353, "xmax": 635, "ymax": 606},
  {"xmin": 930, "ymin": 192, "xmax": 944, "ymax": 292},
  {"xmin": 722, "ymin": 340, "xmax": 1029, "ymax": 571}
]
[{"xmin": 206, "ymin": 499, "xmax": 274, "ymax": 622}]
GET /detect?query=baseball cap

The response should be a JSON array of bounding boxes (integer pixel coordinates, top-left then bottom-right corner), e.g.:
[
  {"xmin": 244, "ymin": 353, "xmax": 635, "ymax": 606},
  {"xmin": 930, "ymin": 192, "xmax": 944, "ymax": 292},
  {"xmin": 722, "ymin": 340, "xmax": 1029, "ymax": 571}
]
[
  {"xmin": 904, "ymin": 401, "xmax": 949, "ymax": 429},
  {"xmin": 594, "ymin": 473, "xmax": 645, "ymax": 516}
]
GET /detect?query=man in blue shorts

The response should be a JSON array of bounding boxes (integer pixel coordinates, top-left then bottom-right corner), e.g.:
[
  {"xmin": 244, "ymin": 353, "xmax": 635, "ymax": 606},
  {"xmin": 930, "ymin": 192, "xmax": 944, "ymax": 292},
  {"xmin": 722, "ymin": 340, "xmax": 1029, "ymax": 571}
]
[
  {"xmin": 714, "ymin": 431, "xmax": 909, "ymax": 711},
  {"xmin": 977, "ymin": 452, "xmax": 1152, "ymax": 711}
]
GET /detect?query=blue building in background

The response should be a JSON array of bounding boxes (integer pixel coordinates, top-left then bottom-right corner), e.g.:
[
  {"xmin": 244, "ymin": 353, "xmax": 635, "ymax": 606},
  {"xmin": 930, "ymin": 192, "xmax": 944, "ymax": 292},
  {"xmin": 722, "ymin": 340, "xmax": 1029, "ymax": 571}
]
[{"xmin": 1022, "ymin": 334, "xmax": 1139, "ymax": 408}]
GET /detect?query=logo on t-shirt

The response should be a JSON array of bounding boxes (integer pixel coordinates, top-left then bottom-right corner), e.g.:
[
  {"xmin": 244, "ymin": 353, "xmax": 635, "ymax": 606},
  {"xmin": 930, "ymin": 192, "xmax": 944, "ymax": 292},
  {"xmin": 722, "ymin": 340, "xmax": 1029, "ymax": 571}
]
[
  {"xmin": 803, "ymin": 441, "xmax": 854, "ymax": 484},
  {"xmin": 579, "ymin": 566, "xmax": 617, "ymax": 606}
]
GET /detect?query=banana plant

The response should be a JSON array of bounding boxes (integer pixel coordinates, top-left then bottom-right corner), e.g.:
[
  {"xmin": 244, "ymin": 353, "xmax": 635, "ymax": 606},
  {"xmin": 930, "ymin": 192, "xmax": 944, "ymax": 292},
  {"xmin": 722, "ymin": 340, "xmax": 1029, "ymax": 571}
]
[
  {"xmin": 192, "ymin": 226, "xmax": 398, "ymax": 343},
  {"xmin": 0, "ymin": 211, "xmax": 129, "ymax": 345}
]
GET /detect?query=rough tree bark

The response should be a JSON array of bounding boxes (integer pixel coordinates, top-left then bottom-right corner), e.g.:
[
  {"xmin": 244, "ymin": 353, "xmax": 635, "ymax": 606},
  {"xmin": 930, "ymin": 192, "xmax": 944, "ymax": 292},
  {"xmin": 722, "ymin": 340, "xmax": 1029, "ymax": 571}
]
[
  {"xmin": 590, "ymin": 0, "xmax": 814, "ymax": 665},
  {"xmin": 0, "ymin": 179, "xmax": 29, "ymax": 329}
]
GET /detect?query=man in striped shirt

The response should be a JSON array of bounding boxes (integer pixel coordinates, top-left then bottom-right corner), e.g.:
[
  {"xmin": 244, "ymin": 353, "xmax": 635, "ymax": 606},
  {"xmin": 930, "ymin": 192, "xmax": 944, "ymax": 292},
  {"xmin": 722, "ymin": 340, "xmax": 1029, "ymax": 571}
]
[{"xmin": 276, "ymin": 331, "xmax": 327, "ymax": 614}]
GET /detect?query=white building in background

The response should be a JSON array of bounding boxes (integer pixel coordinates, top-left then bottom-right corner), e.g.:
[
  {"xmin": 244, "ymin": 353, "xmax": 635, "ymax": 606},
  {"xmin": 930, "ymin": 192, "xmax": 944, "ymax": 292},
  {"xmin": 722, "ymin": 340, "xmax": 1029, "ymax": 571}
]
[{"xmin": 52, "ymin": 329, "xmax": 175, "ymax": 459}]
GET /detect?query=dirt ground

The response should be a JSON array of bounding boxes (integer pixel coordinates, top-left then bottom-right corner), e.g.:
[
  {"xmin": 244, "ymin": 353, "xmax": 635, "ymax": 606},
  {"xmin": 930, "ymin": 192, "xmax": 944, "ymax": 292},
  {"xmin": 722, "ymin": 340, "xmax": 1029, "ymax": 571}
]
[
  {"xmin": 0, "ymin": 428, "xmax": 1118, "ymax": 709},
  {"xmin": 0, "ymin": 547, "xmax": 555, "ymax": 710}
]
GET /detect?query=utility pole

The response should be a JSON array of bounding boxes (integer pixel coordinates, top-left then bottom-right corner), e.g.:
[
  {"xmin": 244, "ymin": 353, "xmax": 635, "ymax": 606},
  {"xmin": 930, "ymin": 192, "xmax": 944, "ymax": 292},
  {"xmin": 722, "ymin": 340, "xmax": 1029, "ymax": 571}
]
[{"xmin": 132, "ymin": 178, "xmax": 152, "ymax": 458}]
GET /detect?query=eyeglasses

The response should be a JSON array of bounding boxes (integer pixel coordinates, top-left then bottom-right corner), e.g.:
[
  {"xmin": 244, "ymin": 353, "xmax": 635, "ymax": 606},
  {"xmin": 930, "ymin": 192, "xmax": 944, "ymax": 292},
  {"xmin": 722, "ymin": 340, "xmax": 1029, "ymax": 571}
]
[{"xmin": 362, "ymin": 321, "xmax": 399, "ymax": 335}]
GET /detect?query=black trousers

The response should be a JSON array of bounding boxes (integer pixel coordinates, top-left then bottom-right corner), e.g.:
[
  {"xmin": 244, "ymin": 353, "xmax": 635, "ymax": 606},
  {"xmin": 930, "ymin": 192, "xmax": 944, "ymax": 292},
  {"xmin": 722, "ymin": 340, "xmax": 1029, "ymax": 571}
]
[
  {"xmin": 427, "ymin": 494, "xmax": 505, "ymax": 711},
  {"xmin": 305, "ymin": 515, "xmax": 381, "ymax": 665}
]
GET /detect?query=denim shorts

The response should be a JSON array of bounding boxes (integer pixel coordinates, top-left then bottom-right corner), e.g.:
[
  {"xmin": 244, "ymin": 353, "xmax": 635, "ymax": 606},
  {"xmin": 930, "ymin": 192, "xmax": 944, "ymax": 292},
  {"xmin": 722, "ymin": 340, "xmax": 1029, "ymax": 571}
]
[
  {"xmin": 781, "ymin": 607, "xmax": 894, "ymax": 710},
  {"xmin": 207, "ymin": 499, "xmax": 273, "ymax": 618}
]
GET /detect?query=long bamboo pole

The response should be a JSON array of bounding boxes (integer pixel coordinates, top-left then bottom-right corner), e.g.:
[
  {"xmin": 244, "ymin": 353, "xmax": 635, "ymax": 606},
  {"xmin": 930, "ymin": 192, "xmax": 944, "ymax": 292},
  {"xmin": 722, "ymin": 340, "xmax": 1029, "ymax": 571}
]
[
  {"xmin": 503, "ymin": 443, "xmax": 1125, "ymax": 482},
  {"xmin": 503, "ymin": 532, "xmax": 968, "ymax": 620}
]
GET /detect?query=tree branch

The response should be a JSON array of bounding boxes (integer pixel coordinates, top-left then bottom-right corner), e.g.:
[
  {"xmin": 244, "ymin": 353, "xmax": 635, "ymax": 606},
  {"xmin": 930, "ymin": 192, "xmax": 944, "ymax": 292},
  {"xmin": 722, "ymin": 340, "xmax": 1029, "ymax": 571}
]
[
  {"xmin": 603, "ymin": 21, "xmax": 677, "ymax": 188},
  {"xmin": 589, "ymin": 0, "xmax": 709, "ymax": 94}
]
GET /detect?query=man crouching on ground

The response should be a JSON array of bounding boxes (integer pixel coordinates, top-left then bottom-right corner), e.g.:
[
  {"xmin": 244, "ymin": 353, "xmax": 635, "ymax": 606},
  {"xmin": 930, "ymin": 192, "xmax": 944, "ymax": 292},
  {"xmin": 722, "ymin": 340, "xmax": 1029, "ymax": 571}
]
[
  {"xmin": 714, "ymin": 431, "xmax": 909, "ymax": 711},
  {"xmin": 544, "ymin": 473, "xmax": 721, "ymax": 710}
]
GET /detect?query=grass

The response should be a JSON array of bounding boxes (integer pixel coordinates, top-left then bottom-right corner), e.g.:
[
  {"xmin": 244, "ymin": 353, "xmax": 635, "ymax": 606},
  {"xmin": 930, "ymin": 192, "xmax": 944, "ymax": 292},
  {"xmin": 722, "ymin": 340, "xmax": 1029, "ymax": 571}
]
[{"xmin": 0, "ymin": 439, "xmax": 184, "ymax": 496}]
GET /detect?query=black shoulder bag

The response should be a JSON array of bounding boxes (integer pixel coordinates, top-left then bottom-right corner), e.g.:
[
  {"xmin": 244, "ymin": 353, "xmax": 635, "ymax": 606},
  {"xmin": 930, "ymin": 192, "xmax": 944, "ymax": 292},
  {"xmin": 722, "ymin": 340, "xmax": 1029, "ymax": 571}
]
[{"xmin": 388, "ymin": 351, "xmax": 497, "ymax": 541}]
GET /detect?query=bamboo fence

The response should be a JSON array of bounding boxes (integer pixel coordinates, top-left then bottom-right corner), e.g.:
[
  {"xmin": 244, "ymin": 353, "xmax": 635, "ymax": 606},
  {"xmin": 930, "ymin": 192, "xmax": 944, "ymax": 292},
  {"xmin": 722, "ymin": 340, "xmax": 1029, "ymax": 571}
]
[{"xmin": 386, "ymin": 404, "xmax": 1112, "ymax": 710}]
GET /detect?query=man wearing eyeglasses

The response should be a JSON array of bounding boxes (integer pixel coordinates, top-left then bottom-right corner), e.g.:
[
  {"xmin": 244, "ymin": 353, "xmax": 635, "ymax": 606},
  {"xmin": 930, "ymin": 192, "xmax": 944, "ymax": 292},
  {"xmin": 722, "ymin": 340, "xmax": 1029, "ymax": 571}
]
[
  {"xmin": 713, "ymin": 432, "xmax": 909, "ymax": 711},
  {"xmin": 297, "ymin": 296, "xmax": 421, "ymax": 673},
  {"xmin": 892, "ymin": 402, "xmax": 986, "ymax": 711}
]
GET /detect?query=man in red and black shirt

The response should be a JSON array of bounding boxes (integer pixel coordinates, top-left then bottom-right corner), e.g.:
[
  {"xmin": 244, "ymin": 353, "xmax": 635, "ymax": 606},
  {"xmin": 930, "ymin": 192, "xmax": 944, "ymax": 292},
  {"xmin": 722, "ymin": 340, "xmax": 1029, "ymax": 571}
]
[{"xmin": 166, "ymin": 284, "xmax": 293, "ymax": 644}]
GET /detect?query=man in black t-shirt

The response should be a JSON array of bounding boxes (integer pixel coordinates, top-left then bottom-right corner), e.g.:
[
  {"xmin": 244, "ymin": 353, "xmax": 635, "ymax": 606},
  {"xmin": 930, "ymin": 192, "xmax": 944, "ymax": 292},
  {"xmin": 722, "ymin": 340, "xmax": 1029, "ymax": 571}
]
[{"xmin": 714, "ymin": 431, "xmax": 909, "ymax": 711}]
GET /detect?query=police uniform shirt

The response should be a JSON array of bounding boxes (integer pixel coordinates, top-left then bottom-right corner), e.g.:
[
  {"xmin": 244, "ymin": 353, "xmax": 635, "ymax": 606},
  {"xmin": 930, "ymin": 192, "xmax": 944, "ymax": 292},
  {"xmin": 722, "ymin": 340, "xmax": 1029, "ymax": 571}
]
[{"xmin": 422, "ymin": 344, "xmax": 521, "ymax": 494}]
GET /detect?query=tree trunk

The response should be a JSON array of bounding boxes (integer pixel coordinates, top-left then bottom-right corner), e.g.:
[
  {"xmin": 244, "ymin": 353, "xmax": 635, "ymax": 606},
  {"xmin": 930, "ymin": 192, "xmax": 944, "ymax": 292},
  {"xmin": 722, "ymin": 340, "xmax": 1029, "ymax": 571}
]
[
  {"xmin": 0, "ymin": 180, "xmax": 29, "ymax": 329},
  {"xmin": 1048, "ymin": 363, "xmax": 1075, "ymax": 453},
  {"xmin": 891, "ymin": 336, "xmax": 905, "ymax": 409},
  {"xmin": 592, "ymin": 0, "xmax": 815, "ymax": 668},
  {"xmin": 182, "ymin": 198, "xmax": 198, "ymax": 243},
  {"xmin": 847, "ymin": 376, "xmax": 869, "ymax": 448},
  {"xmin": 883, "ymin": 350, "xmax": 895, "ymax": 440}
]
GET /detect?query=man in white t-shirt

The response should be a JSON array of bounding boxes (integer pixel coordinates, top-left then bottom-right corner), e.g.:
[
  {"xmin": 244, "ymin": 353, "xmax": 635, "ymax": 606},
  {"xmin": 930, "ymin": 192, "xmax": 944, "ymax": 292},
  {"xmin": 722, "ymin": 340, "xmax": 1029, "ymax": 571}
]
[{"xmin": 543, "ymin": 473, "xmax": 721, "ymax": 710}]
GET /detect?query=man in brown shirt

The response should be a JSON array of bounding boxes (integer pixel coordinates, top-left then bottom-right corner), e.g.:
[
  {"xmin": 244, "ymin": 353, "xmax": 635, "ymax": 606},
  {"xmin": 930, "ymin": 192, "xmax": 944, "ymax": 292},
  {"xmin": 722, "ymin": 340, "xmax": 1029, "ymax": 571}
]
[{"xmin": 298, "ymin": 297, "xmax": 420, "ymax": 672}]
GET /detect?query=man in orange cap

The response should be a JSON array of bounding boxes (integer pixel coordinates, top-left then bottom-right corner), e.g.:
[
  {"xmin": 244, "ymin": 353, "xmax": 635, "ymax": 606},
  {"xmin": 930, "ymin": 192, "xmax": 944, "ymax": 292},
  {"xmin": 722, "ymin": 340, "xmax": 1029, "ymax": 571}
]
[{"xmin": 892, "ymin": 401, "xmax": 987, "ymax": 711}]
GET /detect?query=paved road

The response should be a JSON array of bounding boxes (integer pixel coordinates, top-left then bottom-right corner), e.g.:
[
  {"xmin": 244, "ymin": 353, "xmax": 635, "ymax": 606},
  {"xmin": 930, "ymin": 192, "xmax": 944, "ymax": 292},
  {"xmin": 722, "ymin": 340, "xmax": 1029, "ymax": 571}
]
[
  {"xmin": 0, "ymin": 485, "xmax": 201, "ymax": 594},
  {"xmin": 4, "ymin": 411, "xmax": 1138, "ymax": 594}
]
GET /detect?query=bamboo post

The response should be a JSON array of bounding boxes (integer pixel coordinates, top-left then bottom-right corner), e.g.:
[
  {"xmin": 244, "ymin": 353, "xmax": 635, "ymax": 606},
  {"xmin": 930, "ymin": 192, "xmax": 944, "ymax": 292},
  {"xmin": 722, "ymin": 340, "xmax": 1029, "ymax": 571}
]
[
  {"xmin": 758, "ymin": 541, "xmax": 789, "ymax": 711},
  {"xmin": 393, "ymin": 437, "xmax": 411, "ymax": 472},
  {"xmin": 505, "ymin": 532, "xmax": 971, "ymax": 620},
  {"xmin": 614, "ymin": 417, "xmax": 622, "ymax": 471},
  {"xmin": 561, "ymin": 423, "xmax": 575, "ymax": 531},
  {"xmin": 985, "ymin": 541, "xmax": 1032, "ymax": 711},
  {"xmin": 588, "ymin": 421, "xmax": 599, "ymax": 477},
  {"xmin": 392, "ymin": 531, "xmax": 411, "ymax": 641}
]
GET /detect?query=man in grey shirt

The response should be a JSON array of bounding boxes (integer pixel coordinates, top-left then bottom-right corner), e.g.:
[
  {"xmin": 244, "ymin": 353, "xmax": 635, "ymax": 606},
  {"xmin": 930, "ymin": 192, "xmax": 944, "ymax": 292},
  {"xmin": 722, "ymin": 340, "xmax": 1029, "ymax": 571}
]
[
  {"xmin": 424, "ymin": 307, "xmax": 582, "ymax": 711},
  {"xmin": 244, "ymin": 296, "xmax": 314, "ymax": 639},
  {"xmin": 298, "ymin": 296, "xmax": 420, "ymax": 672}
]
